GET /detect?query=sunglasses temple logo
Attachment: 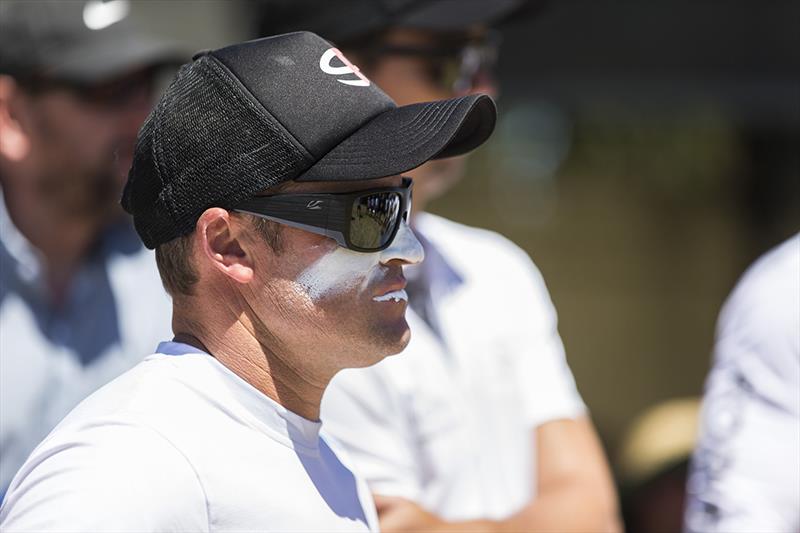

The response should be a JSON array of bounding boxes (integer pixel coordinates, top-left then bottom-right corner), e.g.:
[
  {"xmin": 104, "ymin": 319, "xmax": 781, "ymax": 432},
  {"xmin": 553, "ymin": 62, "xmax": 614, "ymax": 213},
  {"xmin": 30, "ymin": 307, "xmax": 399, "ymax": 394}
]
[{"xmin": 319, "ymin": 48, "xmax": 370, "ymax": 87}]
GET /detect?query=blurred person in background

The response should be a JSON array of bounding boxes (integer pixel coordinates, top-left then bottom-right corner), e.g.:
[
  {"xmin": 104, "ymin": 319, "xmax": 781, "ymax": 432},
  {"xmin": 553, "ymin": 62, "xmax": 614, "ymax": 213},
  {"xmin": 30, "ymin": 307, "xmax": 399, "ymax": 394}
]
[
  {"xmin": 0, "ymin": 0, "xmax": 181, "ymax": 498},
  {"xmin": 258, "ymin": 1, "xmax": 620, "ymax": 531},
  {"xmin": 685, "ymin": 233, "xmax": 800, "ymax": 533}
]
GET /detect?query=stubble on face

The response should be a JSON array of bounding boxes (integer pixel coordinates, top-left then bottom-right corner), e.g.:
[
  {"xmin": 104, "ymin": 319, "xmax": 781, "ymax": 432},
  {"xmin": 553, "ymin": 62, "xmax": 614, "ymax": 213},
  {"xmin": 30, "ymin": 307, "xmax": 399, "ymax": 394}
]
[
  {"xmin": 26, "ymin": 91, "xmax": 135, "ymax": 222},
  {"xmin": 299, "ymin": 245, "xmax": 411, "ymax": 359}
]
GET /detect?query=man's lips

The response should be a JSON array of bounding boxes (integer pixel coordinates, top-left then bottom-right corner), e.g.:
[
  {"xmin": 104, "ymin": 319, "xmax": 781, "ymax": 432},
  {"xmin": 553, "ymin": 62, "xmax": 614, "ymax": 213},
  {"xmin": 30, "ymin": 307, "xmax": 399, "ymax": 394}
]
[
  {"xmin": 373, "ymin": 289, "xmax": 408, "ymax": 303},
  {"xmin": 372, "ymin": 277, "xmax": 408, "ymax": 303}
]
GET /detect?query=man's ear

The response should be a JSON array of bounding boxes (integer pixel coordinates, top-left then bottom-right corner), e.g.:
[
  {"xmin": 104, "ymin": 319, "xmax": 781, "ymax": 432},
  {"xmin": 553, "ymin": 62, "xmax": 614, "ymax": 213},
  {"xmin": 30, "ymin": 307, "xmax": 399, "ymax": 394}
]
[
  {"xmin": 196, "ymin": 208, "xmax": 254, "ymax": 284},
  {"xmin": 0, "ymin": 76, "xmax": 31, "ymax": 162}
]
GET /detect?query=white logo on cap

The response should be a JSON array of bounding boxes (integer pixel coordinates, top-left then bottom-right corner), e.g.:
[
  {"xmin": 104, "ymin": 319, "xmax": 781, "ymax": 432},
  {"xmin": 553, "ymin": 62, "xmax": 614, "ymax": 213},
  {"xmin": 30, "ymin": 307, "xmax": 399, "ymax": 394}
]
[
  {"xmin": 319, "ymin": 48, "xmax": 370, "ymax": 87},
  {"xmin": 82, "ymin": 0, "xmax": 130, "ymax": 31}
]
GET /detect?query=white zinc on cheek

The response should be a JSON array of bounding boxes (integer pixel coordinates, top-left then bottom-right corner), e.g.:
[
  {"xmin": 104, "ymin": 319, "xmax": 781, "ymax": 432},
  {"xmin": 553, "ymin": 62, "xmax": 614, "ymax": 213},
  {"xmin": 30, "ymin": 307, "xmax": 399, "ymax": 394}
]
[
  {"xmin": 380, "ymin": 221, "xmax": 424, "ymax": 265},
  {"xmin": 295, "ymin": 247, "xmax": 381, "ymax": 302},
  {"xmin": 295, "ymin": 222, "xmax": 423, "ymax": 302}
]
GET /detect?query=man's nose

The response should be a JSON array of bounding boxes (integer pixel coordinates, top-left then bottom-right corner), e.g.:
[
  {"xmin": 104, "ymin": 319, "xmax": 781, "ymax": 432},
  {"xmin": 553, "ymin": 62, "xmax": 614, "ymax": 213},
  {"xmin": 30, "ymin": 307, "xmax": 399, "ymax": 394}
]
[{"xmin": 380, "ymin": 221, "xmax": 424, "ymax": 266}]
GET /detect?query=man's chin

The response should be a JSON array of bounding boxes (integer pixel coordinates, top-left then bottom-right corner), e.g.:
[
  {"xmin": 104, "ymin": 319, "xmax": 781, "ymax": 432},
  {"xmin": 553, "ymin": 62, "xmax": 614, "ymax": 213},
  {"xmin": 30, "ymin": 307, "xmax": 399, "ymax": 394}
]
[{"xmin": 353, "ymin": 319, "xmax": 411, "ymax": 368}]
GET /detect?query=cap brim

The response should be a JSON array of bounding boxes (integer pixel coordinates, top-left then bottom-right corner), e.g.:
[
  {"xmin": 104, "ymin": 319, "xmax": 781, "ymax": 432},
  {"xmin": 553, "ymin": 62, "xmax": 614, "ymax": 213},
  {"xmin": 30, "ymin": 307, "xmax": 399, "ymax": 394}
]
[{"xmin": 297, "ymin": 93, "xmax": 496, "ymax": 181}]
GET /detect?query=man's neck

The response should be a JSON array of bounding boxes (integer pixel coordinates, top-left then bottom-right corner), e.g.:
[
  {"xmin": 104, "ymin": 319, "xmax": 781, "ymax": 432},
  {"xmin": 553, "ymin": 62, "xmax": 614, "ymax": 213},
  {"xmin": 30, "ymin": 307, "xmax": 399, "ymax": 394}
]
[
  {"xmin": 2, "ymin": 179, "xmax": 103, "ymax": 307},
  {"xmin": 173, "ymin": 312, "xmax": 331, "ymax": 422}
]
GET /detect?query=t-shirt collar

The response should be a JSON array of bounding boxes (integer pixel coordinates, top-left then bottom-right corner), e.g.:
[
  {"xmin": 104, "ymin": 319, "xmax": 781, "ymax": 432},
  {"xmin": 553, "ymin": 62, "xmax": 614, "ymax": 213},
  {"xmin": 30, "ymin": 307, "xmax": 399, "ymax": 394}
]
[{"xmin": 156, "ymin": 341, "xmax": 323, "ymax": 453}]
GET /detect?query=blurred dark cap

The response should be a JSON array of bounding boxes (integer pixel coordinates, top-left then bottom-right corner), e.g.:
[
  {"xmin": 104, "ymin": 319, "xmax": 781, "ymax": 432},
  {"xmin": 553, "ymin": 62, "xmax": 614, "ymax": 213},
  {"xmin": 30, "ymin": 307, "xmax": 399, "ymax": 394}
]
[
  {"xmin": 0, "ymin": 0, "xmax": 184, "ymax": 83},
  {"xmin": 256, "ymin": 0, "xmax": 544, "ymax": 44}
]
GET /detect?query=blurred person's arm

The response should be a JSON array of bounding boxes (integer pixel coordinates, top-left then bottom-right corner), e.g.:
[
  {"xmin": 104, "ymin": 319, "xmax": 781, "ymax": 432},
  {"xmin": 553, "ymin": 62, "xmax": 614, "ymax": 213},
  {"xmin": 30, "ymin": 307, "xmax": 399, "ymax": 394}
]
[
  {"xmin": 375, "ymin": 416, "xmax": 620, "ymax": 533},
  {"xmin": 686, "ymin": 377, "xmax": 800, "ymax": 533}
]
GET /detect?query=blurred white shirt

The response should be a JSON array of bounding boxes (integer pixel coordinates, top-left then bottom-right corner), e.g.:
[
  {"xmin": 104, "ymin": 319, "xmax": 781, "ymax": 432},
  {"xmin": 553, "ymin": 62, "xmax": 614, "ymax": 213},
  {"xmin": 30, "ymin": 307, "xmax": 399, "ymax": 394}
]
[
  {"xmin": 322, "ymin": 212, "xmax": 585, "ymax": 521},
  {"xmin": 686, "ymin": 233, "xmax": 800, "ymax": 532}
]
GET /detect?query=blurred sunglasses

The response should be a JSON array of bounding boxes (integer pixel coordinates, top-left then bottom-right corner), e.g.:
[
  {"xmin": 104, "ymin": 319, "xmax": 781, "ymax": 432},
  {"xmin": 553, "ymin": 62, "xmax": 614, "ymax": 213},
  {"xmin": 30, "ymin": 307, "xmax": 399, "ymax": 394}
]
[
  {"xmin": 369, "ymin": 32, "xmax": 500, "ymax": 93},
  {"xmin": 19, "ymin": 67, "xmax": 157, "ymax": 108},
  {"xmin": 235, "ymin": 178, "xmax": 412, "ymax": 253}
]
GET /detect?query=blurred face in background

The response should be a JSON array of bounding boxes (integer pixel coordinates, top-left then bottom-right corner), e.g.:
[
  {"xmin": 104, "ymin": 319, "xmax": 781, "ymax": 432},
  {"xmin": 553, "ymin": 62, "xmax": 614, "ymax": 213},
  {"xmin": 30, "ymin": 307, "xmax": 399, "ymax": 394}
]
[
  {"xmin": 8, "ymin": 68, "xmax": 155, "ymax": 222},
  {"xmin": 347, "ymin": 28, "xmax": 498, "ymax": 213}
]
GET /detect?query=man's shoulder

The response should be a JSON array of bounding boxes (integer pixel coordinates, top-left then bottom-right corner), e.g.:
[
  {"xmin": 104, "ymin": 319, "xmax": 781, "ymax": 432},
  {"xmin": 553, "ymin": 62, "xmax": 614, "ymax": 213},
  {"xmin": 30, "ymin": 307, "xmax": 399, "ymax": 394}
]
[
  {"xmin": 1, "ymin": 354, "xmax": 213, "ymax": 528},
  {"xmin": 735, "ymin": 234, "xmax": 798, "ymax": 298},
  {"xmin": 52, "ymin": 353, "xmax": 209, "ymax": 437},
  {"xmin": 0, "ymin": 406, "xmax": 209, "ymax": 531},
  {"xmin": 416, "ymin": 212, "xmax": 539, "ymax": 276},
  {"xmin": 714, "ymin": 234, "xmax": 800, "ymax": 383},
  {"xmin": 417, "ymin": 212, "xmax": 520, "ymax": 250},
  {"xmin": 722, "ymin": 234, "xmax": 799, "ymax": 329}
]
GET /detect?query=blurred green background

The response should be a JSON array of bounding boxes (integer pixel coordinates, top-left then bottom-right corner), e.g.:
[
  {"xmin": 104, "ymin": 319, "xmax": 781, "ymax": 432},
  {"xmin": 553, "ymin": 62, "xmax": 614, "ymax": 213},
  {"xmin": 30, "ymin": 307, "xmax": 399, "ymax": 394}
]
[{"xmin": 443, "ymin": 1, "xmax": 800, "ymax": 455}]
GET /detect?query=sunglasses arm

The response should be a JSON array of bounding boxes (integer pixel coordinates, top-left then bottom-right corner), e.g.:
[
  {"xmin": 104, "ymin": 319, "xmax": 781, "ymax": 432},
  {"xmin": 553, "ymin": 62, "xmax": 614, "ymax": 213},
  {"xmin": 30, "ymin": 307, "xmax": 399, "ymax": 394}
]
[{"xmin": 234, "ymin": 195, "xmax": 349, "ymax": 248}]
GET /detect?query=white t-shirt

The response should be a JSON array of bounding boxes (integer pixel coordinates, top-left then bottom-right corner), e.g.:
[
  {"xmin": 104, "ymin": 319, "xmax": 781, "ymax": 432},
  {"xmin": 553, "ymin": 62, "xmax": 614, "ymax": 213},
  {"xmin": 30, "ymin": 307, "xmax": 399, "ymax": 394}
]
[
  {"xmin": 322, "ymin": 213, "xmax": 585, "ymax": 521},
  {"xmin": 0, "ymin": 341, "xmax": 379, "ymax": 533},
  {"xmin": 685, "ymin": 234, "xmax": 800, "ymax": 532}
]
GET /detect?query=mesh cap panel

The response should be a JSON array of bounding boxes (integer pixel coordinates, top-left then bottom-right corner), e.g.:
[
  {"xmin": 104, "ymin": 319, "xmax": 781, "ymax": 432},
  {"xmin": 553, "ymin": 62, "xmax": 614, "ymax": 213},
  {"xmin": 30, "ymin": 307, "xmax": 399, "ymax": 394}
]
[{"xmin": 122, "ymin": 55, "xmax": 310, "ymax": 249}]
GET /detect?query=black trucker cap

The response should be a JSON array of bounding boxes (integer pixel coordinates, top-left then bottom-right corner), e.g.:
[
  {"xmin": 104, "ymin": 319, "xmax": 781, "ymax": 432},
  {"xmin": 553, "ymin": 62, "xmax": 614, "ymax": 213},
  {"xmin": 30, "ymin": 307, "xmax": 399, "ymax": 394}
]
[
  {"xmin": 0, "ymin": 0, "xmax": 183, "ymax": 83},
  {"xmin": 122, "ymin": 31, "xmax": 496, "ymax": 249}
]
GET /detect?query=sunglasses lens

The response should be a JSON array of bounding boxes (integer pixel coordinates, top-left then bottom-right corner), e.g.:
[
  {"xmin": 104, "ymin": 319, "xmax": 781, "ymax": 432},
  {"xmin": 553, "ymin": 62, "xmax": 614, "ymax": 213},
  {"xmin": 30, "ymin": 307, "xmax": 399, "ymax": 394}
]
[{"xmin": 350, "ymin": 192, "xmax": 402, "ymax": 250}]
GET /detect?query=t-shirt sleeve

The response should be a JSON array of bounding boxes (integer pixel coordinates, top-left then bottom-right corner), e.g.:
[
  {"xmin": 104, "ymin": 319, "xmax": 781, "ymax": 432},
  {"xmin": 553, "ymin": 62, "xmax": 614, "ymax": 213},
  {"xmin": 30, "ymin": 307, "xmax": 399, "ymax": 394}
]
[
  {"xmin": 503, "ymin": 247, "xmax": 586, "ymax": 428},
  {"xmin": 0, "ymin": 421, "xmax": 209, "ymax": 532},
  {"xmin": 322, "ymin": 367, "xmax": 421, "ymax": 502},
  {"xmin": 685, "ymin": 244, "xmax": 800, "ymax": 533}
]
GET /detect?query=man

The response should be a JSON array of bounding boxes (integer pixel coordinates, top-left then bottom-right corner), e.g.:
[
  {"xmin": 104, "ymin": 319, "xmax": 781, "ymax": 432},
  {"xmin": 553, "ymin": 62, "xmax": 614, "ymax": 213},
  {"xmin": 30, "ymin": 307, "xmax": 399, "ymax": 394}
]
[
  {"xmin": 685, "ymin": 234, "xmax": 799, "ymax": 532},
  {"xmin": 0, "ymin": 0, "xmax": 181, "ymax": 496},
  {"xmin": 0, "ymin": 31, "xmax": 496, "ymax": 531},
  {"xmin": 258, "ymin": 1, "xmax": 620, "ymax": 531}
]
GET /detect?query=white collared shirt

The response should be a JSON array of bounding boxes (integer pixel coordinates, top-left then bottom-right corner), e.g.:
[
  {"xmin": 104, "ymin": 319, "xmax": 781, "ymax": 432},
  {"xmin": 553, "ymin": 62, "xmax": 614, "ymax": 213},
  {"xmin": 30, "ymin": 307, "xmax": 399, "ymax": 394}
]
[
  {"xmin": 0, "ymin": 341, "xmax": 378, "ymax": 532},
  {"xmin": 322, "ymin": 213, "xmax": 585, "ymax": 521}
]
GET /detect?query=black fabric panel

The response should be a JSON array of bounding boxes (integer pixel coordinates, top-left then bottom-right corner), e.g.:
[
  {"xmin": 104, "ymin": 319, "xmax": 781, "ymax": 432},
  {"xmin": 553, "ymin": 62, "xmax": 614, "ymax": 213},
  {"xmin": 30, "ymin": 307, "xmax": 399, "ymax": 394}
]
[{"xmin": 210, "ymin": 32, "xmax": 395, "ymax": 158}]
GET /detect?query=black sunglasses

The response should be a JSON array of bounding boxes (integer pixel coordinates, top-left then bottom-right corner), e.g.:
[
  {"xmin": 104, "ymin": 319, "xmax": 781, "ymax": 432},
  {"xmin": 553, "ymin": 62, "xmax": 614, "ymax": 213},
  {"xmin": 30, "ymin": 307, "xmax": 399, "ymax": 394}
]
[
  {"xmin": 18, "ymin": 67, "xmax": 157, "ymax": 108},
  {"xmin": 234, "ymin": 178, "xmax": 412, "ymax": 253},
  {"xmin": 366, "ymin": 31, "xmax": 500, "ymax": 93}
]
